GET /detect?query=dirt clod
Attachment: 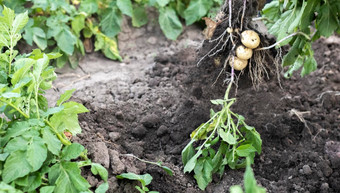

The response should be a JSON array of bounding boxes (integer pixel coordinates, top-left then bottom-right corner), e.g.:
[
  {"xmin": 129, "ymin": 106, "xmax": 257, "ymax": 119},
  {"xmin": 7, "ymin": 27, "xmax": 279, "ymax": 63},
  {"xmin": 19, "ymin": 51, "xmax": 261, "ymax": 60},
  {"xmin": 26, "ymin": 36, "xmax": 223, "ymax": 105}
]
[{"xmin": 88, "ymin": 142, "xmax": 110, "ymax": 169}]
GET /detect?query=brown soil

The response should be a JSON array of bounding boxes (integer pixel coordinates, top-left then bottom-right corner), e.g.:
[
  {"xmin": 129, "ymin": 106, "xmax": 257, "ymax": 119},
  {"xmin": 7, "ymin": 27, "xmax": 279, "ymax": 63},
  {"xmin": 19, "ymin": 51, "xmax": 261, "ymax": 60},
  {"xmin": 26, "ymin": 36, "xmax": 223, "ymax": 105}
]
[{"xmin": 46, "ymin": 15, "xmax": 340, "ymax": 193}]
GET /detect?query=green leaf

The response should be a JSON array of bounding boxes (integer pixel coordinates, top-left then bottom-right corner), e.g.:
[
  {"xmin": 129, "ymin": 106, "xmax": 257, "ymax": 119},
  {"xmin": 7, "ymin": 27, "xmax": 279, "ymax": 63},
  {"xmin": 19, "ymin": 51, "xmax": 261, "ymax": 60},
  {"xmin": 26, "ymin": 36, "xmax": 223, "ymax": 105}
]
[
  {"xmin": 116, "ymin": 173, "xmax": 153, "ymax": 187},
  {"xmin": 50, "ymin": 113, "xmax": 82, "ymax": 134},
  {"xmin": 0, "ymin": 182, "xmax": 24, "ymax": 193},
  {"xmin": 42, "ymin": 127, "xmax": 62, "ymax": 155},
  {"xmin": 156, "ymin": 0, "xmax": 171, "ymax": 7},
  {"xmin": 71, "ymin": 14, "xmax": 86, "ymax": 37},
  {"xmin": 236, "ymin": 144, "xmax": 257, "ymax": 157},
  {"xmin": 300, "ymin": 0, "xmax": 321, "ymax": 30},
  {"xmin": 301, "ymin": 55, "xmax": 317, "ymax": 77},
  {"xmin": 160, "ymin": 165, "xmax": 173, "ymax": 176},
  {"xmin": 211, "ymin": 99, "xmax": 225, "ymax": 105},
  {"xmin": 94, "ymin": 33, "xmax": 122, "ymax": 61},
  {"xmin": 184, "ymin": 0, "xmax": 213, "ymax": 25},
  {"xmin": 53, "ymin": 162, "xmax": 91, "ymax": 193},
  {"xmin": 316, "ymin": 2, "xmax": 339, "ymax": 37},
  {"xmin": 4, "ymin": 136, "xmax": 29, "ymax": 153},
  {"xmin": 0, "ymin": 152, "xmax": 9, "ymax": 161},
  {"xmin": 55, "ymin": 28, "xmax": 77, "ymax": 55},
  {"xmin": 32, "ymin": 27, "xmax": 48, "ymax": 50},
  {"xmin": 183, "ymin": 150, "xmax": 201, "ymax": 173},
  {"xmin": 57, "ymin": 89, "xmax": 76, "ymax": 106},
  {"xmin": 62, "ymin": 101, "xmax": 89, "ymax": 114},
  {"xmin": 132, "ymin": 5, "xmax": 148, "ymax": 27},
  {"xmin": 56, "ymin": 52, "xmax": 68, "ymax": 68},
  {"xmin": 79, "ymin": 0, "xmax": 98, "ymax": 14},
  {"xmin": 159, "ymin": 7, "xmax": 183, "ymax": 40},
  {"xmin": 12, "ymin": 11, "xmax": 29, "ymax": 34},
  {"xmin": 245, "ymin": 130, "xmax": 262, "ymax": 154},
  {"xmin": 244, "ymin": 158, "xmax": 266, "ymax": 193},
  {"xmin": 219, "ymin": 129, "xmax": 237, "ymax": 145},
  {"xmin": 61, "ymin": 143, "xmax": 85, "ymax": 161},
  {"xmin": 11, "ymin": 58, "xmax": 35, "ymax": 85},
  {"xmin": 42, "ymin": 106, "xmax": 65, "ymax": 118},
  {"xmin": 100, "ymin": 7, "xmax": 122, "ymax": 37},
  {"xmin": 194, "ymin": 158, "xmax": 213, "ymax": 190},
  {"xmin": 91, "ymin": 163, "xmax": 108, "ymax": 181},
  {"xmin": 24, "ymin": 172, "xmax": 43, "ymax": 192},
  {"xmin": 117, "ymin": 0, "xmax": 133, "ymax": 17},
  {"xmin": 3, "ymin": 151, "xmax": 32, "ymax": 183},
  {"xmin": 230, "ymin": 185, "xmax": 244, "ymax": 193},
  {"xmin": 40, "ymin": 186, "xmax": 55, "ymax": 193},
  {"xmin": 181, "ymin": 142, "xmax": 195, "ymax": 166},
  {"xmin": 26, "ymin": 136, "xmax": 48, "ymax": 172},
  {"xmin": 95, "ymin": 182, "xmax": 109, "ymax": 193}
]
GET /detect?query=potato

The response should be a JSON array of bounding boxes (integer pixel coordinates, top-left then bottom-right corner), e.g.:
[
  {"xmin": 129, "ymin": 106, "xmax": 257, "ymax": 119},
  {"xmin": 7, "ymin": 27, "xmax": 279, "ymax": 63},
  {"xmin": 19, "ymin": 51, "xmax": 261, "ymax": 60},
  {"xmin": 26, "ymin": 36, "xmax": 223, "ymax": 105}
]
[
  {"xmin": 229, "ymin": 57, "xmax": 248, "ymax": 71},
  {"xmin": 241, "ymin": 30, "xmax": 260, "ymax": 49},
  {"xmin": 236, "ymin": 45, "xmax": 253, "ymax": 60}
]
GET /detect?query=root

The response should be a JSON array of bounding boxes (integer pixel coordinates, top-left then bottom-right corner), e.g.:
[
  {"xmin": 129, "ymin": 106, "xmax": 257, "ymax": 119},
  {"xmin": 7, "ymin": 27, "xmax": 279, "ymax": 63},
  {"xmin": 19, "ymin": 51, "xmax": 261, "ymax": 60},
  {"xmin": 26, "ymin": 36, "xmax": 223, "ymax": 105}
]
[
  {"xmin": 289, "ymin": 109, "xmax": 312, "ymax": 136},
  {"xmin": 198, "ymin": 0, "xmax": 282, "ymax": 89},
  {"xmin": 250, "ymin": 48, "xmax": 270, "ymax": 88}
]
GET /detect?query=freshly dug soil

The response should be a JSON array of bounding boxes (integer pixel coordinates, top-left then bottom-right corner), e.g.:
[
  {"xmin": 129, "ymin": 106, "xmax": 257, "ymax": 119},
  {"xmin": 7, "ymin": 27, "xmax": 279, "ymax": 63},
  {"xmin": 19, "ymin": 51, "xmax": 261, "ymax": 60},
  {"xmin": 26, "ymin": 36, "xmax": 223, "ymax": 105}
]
[{"xmin": 47, "ymin": 17, "xmax": 340, "ymax": 193}]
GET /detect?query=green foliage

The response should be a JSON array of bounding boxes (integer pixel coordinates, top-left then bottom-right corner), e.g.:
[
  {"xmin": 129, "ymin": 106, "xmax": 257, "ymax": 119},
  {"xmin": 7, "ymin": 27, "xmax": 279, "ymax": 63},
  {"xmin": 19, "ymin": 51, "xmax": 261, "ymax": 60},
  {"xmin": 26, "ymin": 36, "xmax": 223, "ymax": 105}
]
[
  {"xmin": 181, "ymin": 84, "xmax": 262, "ymax": 190},
  {"xmin": 229, "ymin": 157, "xmax": 266, "ymax": 193},
  {"xmin": 1, "ymin": 0, "xmax": 222, "ymax": 68},
  {"xmin": 0, "ymin": 8, "xmax": 108, "ymax": 192},
  {"xmin": 262, "ymin": 0, "xmax": 340, "ymax": 77},
  {"xmin": 116, "ymin": 173, "xmax": 159, "ymax": 193}
]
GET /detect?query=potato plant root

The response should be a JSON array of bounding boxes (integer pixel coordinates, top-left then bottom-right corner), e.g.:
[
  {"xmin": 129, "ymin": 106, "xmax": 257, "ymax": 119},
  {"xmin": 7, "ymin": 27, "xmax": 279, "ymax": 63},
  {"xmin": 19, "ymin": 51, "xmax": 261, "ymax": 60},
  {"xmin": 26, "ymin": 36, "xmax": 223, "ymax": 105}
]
[
  {"xmin": 198, "ymin": 0, "xmax": 281, "ymax": 89},
  {"xmin": 45, "ymin": 15, "xmax": 340, "ymax": 193}
]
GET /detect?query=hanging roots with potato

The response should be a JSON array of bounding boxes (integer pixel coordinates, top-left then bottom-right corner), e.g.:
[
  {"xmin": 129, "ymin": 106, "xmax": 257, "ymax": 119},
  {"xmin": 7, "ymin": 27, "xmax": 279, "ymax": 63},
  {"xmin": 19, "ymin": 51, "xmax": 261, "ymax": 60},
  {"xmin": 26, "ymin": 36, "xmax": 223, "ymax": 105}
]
[{"xmin": 199, "ymin": 0, "xmax": 281, "ymax": 88}]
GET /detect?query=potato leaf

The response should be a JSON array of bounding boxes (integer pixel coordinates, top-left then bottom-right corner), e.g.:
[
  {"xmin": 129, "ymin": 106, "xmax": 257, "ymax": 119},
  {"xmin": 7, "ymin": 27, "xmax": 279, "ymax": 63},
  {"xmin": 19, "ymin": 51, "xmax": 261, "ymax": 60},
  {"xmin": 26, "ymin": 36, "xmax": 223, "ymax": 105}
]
[
  {"xmin": 61, "ymin": 143, "xmax": 85, "ymax": 161},
  {"xmin": 57, "ymin": 89, "xmax": 76, "ymax": 106},
  {"xmin": 91, "ymin": 163, "xmax": 108, "ymax": 181},
  {"xmin": 184, "ymin": 0, "xmax": 213, "ymax": 25},
  {"xmin": 159, "ymin": 7, "xmax": 183, "ymax": 40},
  {"xmin": 117, "ymin": 0, "xmax": 133, "ymax": 17},
  {"xmin": 2, "ymin": 151, "xmax": 32, "ymax": 183}
]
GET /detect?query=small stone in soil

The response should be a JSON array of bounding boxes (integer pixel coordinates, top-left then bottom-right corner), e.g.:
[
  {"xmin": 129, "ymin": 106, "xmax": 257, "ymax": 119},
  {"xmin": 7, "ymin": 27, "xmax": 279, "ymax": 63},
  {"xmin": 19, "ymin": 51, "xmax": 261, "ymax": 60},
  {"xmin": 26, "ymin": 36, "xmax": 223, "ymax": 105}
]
[
  {"xmin": 302, "ymin": 165, "xmax": 312, "ymax": 175},
  {"xmin": 156, "ymin": 125, "xmax": 169, "ymax": 136},
  {"xmin": 109, "ymin": 132, "xmax": 121, "ymax": 141},
  {"xmin": 132, "ymin": 125, "xmax": 147, "ymax": 138},
  {"xmin": 140, "ymin": 114, "xmax": 161, "ymax": 128}
]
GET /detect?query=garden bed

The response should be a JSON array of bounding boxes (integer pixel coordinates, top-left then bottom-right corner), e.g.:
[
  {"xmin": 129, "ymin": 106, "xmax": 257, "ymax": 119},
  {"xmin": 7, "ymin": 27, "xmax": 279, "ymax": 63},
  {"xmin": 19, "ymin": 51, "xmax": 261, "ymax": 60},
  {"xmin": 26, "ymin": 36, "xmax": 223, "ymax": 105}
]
[{"xmin": 47, "ymin": 20, "xmax": 340, "ymax": 193}]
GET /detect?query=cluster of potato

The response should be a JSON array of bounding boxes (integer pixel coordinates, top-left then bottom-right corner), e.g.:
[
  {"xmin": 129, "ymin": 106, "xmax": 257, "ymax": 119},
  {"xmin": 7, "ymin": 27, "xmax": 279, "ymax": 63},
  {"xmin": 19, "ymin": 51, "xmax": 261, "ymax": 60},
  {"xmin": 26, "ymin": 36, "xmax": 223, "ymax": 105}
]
[{"xmin": 230, "ymin": 30, "xmax": 260, "ymax": 70}]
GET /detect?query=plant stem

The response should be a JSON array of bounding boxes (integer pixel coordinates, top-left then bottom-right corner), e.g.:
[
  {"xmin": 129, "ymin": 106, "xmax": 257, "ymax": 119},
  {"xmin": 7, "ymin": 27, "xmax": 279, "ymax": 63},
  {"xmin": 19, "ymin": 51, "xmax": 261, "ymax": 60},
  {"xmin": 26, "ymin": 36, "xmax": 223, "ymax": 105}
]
[
  {"xmin": 0, "ymin": 98, "xmax": 29, "ymax": 118},
  {"xmin": 122, "ymin": 154, "xmax": 162, "ymax": 166},
  {"xmin": 44, "ymin": 120, "xmax": 72, "ymax": 146},
  {"xmin": 35, "ymin": 86, "xmax": 40, "ymax": 119},
  {"xmin": 228, "ymin": 0, "xmax": 232, "ymax": 28},
  {"xmin": 256, "ymin": 32, "xmax": 311, "ymax": 51},
  {"xmin": 240, "ymin": 0, "xmax": 246, "ymax": 31}
]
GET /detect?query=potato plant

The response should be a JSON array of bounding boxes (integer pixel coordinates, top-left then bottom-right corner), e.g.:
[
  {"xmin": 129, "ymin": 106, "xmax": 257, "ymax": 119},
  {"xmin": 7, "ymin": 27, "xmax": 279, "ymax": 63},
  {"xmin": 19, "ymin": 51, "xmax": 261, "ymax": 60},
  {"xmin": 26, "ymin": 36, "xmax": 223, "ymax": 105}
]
[
  {"xmin": 261, "ymin": 0, "xmax": 340, "ymax": 77},
  {"xmin": 182, "ymin": 78, "xmax": 262, "ymax": 190},
  {"xmin": 0, "ymin": 0, "xmax": 223, "ymax": 68},
  {"xmin": 0, "ymin": 7, "xmax": 108, "ymax": 192}
]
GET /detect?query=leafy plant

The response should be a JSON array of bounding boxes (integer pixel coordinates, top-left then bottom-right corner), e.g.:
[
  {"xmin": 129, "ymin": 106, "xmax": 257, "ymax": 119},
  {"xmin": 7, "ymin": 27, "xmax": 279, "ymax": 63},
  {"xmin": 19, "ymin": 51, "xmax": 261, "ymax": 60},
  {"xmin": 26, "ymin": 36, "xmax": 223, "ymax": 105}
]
[
  {"xmin": 117, "ymin": 154, "xmax": 173, "ymax": 193},
  {"xmin": 117, "ymin": 173, "xmax": 158, "ymax": 193},
  {"xmin": 0, "ymin": 0, "xmax": 223, "ymax": 68},
  {"xmin": 0, "ymin": 7, "xmax": 108, "ymax": 192},
  {"xmin": 229, "ymin": 157, "xmax": 266, "ymax": 193},
  {"xmin": 181, "ymin": 81, "xmax": 262, "ymax": 190},
  {"xmin": 261, "ymin": 0, "xmax": 340, "ymax": 77}
]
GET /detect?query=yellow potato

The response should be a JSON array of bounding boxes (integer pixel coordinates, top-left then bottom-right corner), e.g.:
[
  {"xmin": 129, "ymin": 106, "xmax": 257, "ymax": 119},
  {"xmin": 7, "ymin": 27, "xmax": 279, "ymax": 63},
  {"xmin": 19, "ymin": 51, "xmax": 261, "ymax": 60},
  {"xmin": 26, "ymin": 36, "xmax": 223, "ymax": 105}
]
[
  {"xmin": 236, "ymin": 45, "xmax": 253, "ymax": 60},
  {"xmin": 241, "ymin": 30, "xmax": 260, "ymax": 49},
  {"xmin": 229, "ymin": 57, "xmax": 248, "ymax": 71}
]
